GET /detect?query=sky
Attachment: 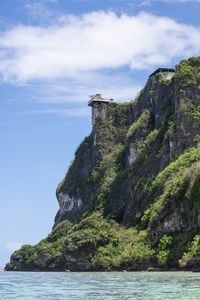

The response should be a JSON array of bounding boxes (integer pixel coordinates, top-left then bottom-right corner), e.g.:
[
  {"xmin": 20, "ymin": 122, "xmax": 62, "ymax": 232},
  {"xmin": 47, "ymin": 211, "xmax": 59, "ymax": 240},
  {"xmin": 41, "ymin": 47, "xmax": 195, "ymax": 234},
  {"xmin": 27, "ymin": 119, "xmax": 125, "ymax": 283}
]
[{"xmin": 0, "ymin": 0, "xmax": 200, "ymax": 268}]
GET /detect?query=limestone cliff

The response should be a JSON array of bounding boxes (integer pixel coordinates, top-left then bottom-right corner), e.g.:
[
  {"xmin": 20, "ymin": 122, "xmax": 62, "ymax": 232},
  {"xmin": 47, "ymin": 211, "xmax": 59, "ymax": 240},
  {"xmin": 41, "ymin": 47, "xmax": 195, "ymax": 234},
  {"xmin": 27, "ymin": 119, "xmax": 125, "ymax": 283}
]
[
  {"xmin": 55, "ymin": 57, "xmax": 200, "ymax": 231},
  {"xmin": 6, "ymin": 57, "xmax": 200, "ymax": 272}
]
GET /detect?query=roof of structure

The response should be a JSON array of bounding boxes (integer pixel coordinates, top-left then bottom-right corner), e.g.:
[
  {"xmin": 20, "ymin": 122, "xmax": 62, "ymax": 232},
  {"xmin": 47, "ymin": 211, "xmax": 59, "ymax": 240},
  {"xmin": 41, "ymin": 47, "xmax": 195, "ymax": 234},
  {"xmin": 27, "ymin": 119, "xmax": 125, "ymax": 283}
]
[{"xmin": 149, "ymin": 68, "xmax": 175, "ymax": 77}]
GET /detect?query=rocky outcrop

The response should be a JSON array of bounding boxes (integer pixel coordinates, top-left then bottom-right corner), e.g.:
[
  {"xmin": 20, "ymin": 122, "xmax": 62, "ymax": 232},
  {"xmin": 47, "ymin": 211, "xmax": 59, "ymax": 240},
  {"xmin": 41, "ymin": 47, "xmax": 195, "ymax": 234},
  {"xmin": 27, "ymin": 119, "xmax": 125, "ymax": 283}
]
[{"xmin": 5, "ymin": 57, "xmax": 200, "ymax": 271}]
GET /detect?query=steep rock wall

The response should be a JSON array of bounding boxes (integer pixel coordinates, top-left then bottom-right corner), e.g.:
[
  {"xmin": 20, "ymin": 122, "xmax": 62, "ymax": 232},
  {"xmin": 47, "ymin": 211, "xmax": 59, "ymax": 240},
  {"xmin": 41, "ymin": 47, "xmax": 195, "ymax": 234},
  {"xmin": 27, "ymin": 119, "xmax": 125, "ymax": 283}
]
[{"xmin": 55, "ymin": 57, "xmax": 200, "ymax": 230}]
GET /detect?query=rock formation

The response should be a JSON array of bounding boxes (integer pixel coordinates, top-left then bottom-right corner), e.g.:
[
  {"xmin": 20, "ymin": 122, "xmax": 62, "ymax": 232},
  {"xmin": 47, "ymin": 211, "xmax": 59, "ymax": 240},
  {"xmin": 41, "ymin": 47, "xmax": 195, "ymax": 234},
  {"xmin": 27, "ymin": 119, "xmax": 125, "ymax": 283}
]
[{"xmin": 5, "ymin": 57, "xmax": 200, "ymax": 271}]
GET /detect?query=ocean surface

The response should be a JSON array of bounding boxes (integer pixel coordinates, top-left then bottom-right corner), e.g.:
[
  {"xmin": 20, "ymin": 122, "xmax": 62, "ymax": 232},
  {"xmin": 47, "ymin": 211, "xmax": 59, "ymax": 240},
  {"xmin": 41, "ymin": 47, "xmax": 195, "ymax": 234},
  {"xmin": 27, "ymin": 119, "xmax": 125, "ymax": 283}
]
[{"xmin": 0, "ymin": 271, "xmax": 200, "ymax": 299}]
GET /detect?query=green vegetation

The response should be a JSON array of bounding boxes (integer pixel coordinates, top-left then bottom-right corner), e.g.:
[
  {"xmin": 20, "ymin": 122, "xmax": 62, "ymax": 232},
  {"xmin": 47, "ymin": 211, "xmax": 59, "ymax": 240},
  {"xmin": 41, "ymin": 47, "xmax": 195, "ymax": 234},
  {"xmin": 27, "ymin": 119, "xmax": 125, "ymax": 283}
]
[
  {"xmin": 126, "ymin": 110, "xmax": 150, "ymax": 139},
  {"xmin": 142, "ymin": 144, "xmax": 200, "ymax": 226},
  {"xmin": 94, "ymin": 102, "xmax": 130, "ymax": 156},
  {"xmin": 179, "ymin": 235, "xmax": 200, "ymax": 267},
  {"xmin": 91, "ymin": 228, "xmax": 154, "ymax": 268},
  {"xmin": 179, "ymin": 99, "xmax": 200, "ymax": 125},
  {"xmin": 56, "ymin": 102, "xmax": 131, "ymax": 214},
  {"xmin": 10, "ymin": 213, "xmax": 155, "ymax": 270},
  {"xmin": 10, "ymin": 213, "xmax": 118, "ymax": 269},
  {"xmin": 91, "ymin": 144, "xmax": 124, "ymax": 209},
  {"xmin": 56, "ymin": 136, "xmax": 92, "ymax": 194},
  {"xmin": 156, "ymin": 235, "xmax": 172, "ymax": 265},
  {"xmin": 89, "ymin": 109, "xmax": 158, "ymax": 222},
  {"xmin": 175, "ymin": 56, "xmax": 200, "ymax": 91},
  {"xmin": 46, "ymin": 220, "xmax": 73, "ymax": 242},
  {"xmin": 137, "ymin": 129, "xmax": 159, "ymax": 159},
  {"xmin": 17, "ymin": 245, "xmax": 38, "ymax": 264},
  {"xmin": 9, "ymin": 211, "xmax": 199, "ymax": 271},
  {"xmin": 159, "ymin": 76, "xmax": 171, "ymax": 86}
]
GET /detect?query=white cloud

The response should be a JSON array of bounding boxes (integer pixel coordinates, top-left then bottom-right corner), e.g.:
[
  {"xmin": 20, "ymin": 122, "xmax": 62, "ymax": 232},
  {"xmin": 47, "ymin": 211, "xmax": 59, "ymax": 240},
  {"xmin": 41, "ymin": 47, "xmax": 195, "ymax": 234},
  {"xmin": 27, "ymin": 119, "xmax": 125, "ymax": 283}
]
[
  {"xmin": 5, "ymin": 242, "xmax": 22, "ymax": 252},
  {"xmin": 27, "ymin": 71, "xmax": 142, "ymax": 104},
  {"xmin": 0, "ymin": 11, "xmax": 199, "ymax": 83}
]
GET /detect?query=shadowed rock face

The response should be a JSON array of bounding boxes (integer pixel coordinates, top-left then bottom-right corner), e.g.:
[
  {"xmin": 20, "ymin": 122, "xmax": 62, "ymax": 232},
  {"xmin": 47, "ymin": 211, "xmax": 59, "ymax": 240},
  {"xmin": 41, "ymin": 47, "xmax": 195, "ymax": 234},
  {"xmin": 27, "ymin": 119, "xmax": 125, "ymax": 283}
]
[{"xmin": 5, "ymin": 57, "xmax": 200, "ymax": 272}]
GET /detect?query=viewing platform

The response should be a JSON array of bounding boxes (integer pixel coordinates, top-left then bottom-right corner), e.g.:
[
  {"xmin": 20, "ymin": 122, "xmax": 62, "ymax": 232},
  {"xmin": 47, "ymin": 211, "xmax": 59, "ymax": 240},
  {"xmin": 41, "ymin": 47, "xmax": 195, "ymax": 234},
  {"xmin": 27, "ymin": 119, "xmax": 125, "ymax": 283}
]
[
  {"xmin": 149, "ymin": 68, "xmax": 175, "ymax": 77},
  {"xmin": 88, "ymin": 94, "xmax": 113, "ymax": 106}
]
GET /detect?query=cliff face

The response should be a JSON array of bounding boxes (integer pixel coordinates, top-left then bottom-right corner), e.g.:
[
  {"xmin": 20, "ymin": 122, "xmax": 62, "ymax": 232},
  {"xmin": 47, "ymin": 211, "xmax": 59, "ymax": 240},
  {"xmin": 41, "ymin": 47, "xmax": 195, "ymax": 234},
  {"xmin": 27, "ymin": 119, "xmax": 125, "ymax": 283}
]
[
  {"xmin": 6, "ymin": 57, "xmax": 200, "ymax": 272},
  {"xmin": 55, "ymin": 100, "xmax": 133, "ymax": 224},
  {"xmin": 55, "ymin": 57, "xmax": 200, "ymax": 231}
]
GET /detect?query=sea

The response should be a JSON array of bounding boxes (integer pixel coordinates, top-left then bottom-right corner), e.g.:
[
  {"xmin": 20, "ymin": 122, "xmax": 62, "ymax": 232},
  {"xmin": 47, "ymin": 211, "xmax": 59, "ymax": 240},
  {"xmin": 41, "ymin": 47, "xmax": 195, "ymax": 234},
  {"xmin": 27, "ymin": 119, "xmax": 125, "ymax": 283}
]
[{"xmin": 0, "ymin": 271, "xmax": 200, "ymax": 299}]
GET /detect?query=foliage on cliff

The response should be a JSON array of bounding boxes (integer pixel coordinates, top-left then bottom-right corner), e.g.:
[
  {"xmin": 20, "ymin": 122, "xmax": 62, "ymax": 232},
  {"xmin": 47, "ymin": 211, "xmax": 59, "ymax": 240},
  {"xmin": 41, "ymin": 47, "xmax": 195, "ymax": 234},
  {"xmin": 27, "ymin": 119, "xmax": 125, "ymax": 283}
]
[
  {"xmin": 179, "ymin": 235, "xmax": 200, "ymax": 269},
  {"xmin": 142, "ymin": 145, "xmax": 200, "ymax": 228},
  {"xmin": 6, "ymin": 213, "xmax": 155, "ymax": 271}
]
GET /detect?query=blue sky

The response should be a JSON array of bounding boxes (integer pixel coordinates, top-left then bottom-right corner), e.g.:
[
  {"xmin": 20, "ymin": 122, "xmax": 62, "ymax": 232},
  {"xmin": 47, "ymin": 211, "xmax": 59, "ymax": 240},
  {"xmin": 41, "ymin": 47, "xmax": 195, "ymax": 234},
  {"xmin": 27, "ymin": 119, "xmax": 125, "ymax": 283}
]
[{"xmin": 1, "ymin": 0, "xmax": 200, "ymax": 268}]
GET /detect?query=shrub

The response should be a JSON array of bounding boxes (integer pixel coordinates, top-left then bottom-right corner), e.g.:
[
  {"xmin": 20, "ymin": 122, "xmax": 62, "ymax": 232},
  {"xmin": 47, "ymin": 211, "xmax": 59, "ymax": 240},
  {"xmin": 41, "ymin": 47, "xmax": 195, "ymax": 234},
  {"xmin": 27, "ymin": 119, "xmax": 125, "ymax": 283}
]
[
  {"xmin": 91, "ymin": 228, "xmax": 155, "ymax": 268},
  {"xmin": 179, "ymin": 235, "xmax": 200, "ymax": 266},
  {"xmin": 175, "ymin": 56, "xmax": 200, "ymax": 91},
  {"xmin": 46, "ymin": 220, "xmax": 73, "ymax": 242},
  {"xmin": 142, "ymin": 144, "xmax": 200, "ymax": 226},
  {"xmin": 126, "ymin": 110, "xmax": 150, "ymax": 139},
  {"xmin": 156, "ymin": 235, "xmax": 172, "ymax": 265}
]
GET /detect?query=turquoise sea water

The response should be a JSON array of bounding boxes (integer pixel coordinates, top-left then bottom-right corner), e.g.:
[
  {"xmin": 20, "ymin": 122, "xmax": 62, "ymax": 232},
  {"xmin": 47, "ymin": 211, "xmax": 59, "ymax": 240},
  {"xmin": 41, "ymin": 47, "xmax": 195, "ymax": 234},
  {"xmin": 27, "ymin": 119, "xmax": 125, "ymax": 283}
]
[{"xmin": 0, "ymin": 271, "xmax": 200, "ymax": 299}]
